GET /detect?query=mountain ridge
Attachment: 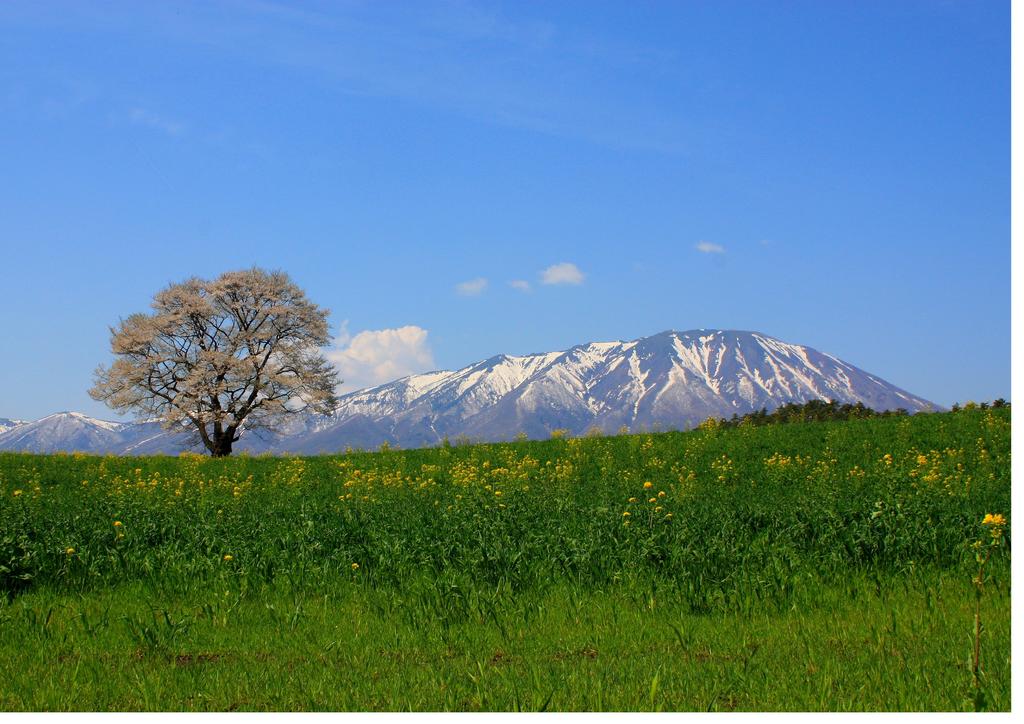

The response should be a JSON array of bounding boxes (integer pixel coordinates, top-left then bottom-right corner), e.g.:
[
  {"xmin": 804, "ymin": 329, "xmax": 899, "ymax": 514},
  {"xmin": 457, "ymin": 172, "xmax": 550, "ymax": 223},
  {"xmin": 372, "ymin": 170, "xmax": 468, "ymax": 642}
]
[{"xmin": 0, "ymin": 329, "xmax": 939, "ymax": 455}]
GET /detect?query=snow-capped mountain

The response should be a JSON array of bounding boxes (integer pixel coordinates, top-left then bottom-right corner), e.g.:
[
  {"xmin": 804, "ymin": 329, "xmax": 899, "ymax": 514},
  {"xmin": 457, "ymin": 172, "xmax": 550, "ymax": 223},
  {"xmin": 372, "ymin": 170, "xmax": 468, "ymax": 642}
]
[
  {"xmin": 0, "ymin": 418, "xmax": 26, "ymax": 435},
  {"xmin": 0, "ymin": 330, "xmax": 938, "ymax": 455},
  {"xmin": 292, "ymin": 329, "xmax": 935, "ymax": 452},
  {"xmin": 0, "ymin": 412, "xmax": 147, "ymax": 454}
]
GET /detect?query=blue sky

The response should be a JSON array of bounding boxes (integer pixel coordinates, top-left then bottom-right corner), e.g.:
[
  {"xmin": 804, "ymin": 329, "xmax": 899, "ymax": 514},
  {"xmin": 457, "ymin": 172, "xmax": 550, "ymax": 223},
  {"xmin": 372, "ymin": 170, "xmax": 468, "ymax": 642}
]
[{"xmin": 0, "ymin": 0, "xmax": 1009, "ymax": 420}]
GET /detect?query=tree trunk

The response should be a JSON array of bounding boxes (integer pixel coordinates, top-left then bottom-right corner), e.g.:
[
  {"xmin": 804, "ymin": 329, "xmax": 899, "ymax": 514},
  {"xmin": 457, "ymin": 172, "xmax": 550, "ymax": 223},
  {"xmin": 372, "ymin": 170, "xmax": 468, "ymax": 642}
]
[{"xmin": 210, "ymin": 433, "xmax": 234, "ymax": 457}]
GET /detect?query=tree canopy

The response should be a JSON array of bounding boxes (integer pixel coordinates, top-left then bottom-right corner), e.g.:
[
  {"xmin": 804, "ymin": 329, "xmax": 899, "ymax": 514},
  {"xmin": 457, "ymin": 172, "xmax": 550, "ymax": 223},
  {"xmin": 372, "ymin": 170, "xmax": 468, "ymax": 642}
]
[{"xmin": 90, "ymin": 268, "xmax": 339, "ymax": 456}]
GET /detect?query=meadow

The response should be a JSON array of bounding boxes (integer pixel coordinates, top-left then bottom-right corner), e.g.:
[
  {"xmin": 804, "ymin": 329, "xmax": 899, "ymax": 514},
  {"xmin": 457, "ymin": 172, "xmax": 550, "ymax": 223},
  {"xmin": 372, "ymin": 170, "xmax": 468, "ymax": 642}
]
[{"xmin": 0, "ymin": 407, "xmax": 1011, "ymax": 711}]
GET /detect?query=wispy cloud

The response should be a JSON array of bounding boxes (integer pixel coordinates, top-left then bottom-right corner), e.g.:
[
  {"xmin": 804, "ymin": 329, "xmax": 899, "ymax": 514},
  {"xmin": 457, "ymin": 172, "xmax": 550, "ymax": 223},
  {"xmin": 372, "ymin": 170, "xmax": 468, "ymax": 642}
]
[
  {"xmin": 509, "ymin": 279, "xmax": 532, "ymax": 292},
  {"xmin": 456, "ymin": 277, "xmax": 488, "ymax": 296},
  {"xmin": 695, "ymin": 241, "xmax": 725, "ymax": 254},
  {"xmin": 326, "ymin": 323, "xmax": 435, "ymax": 393},
  {"xmin": 128, "ymin": 107, "xmax": 185, "ymax": 136},
  {"xmin": 63, "ymin": 1, "xmax": 690, "ymax": 153},
  {"xmin": 540, "ymin": 262, "xmax": 585, "ymax": 286}
]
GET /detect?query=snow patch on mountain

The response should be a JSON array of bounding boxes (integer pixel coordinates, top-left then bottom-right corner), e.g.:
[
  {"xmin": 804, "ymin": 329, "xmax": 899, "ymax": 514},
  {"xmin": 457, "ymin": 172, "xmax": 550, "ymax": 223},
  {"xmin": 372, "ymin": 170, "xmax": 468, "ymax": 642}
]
[{"xmin": 0, "ymin": 418, "xmax": 27, "ymax": 435}]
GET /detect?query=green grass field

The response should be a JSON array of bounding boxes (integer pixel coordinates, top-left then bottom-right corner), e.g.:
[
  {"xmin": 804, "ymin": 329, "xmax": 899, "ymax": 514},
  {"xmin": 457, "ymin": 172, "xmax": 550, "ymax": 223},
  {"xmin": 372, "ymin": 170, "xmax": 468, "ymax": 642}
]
[{"xmin": 0, "ymin": 408, "xmax": 1010, "ymax": 711}]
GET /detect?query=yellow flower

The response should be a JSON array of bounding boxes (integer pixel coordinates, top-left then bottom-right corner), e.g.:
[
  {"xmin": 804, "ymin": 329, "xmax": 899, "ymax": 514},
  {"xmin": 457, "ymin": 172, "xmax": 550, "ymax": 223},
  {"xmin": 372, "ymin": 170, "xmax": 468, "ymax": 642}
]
[
  {"xmin": 665, "ymin": 513, "xmax": 674, "ymax": 520},
  {"xmin": 882, "ymin": 454, "xmax": 893, "ymax": 466},
  {"xmin": 622, "ymin": 511, "xmax": 631, "ymax": 517},
  {"xmin": 113, "ymin": 521, "xmax": 123, "ymax": 527},
  {"xmin": 66, "ymin": 547, "xmax": 75, "ymax": 555},
  {"xmin": 351, "ymin": 562, "xmax": 360, "ymax": 570},
  {"xmin": 982, "ymin": 513, "xmax": 1006, "ymax": 527},
  {"xmin": 657, "ymin": 491, "xmax": 666, "ymax": 498},
  {"xmin": 628, "ymin": 497, "xmax": 638, "ymax": 503},
  {"xmin": 916, "ymin": 454, "xmax": 928, "ymax": 466},
  {"xmin": 494, "ymin": 490, "xmax": 502, "ymax": 497},
  {"xmin": 12, "ymin": 490, "xmax": 22, "ymax": 497},
  {"xmin": 643, "ymin": 482, "xmax": 653, "ymax": 490},
  {"xmin": 648, "ymin": 497, "xmax": 657, "ymax": 503},
  {"xmin": 223, "ymin": 554, "xmax": 233, "ymax": 562}
]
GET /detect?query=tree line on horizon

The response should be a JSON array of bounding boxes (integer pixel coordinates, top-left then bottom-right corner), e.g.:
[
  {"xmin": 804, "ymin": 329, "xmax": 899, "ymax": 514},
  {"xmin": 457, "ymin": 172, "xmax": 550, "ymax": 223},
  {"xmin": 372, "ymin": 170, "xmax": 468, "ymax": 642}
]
[{"xmin": 701, "ymin": 397, "xmax": 1009, "ymax": 430}]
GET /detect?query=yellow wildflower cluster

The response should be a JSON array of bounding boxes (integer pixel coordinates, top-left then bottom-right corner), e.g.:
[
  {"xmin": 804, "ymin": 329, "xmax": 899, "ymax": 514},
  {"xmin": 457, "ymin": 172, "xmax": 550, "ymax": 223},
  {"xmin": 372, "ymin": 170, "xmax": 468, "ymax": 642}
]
[
  {"xmin": 623, "ymin": 480, "xmax": 674, "ymax": 526},
  {"xmin": 982, "ymin": 513, "xmax": 1006, "ymax": 527},
  {"xmin": 906, "ymin": 448, "xmax": 973, "ymax": 497},
  {"xmin": 764, "ymin": 452, "xmax": 792, "ymax": 467},
  {"xmin": 982, "ymin": 513, "xmax": 1007, "ymax": 541},
  {"xmin": 808, "ymin": 455, "xmax": 838, "ymax": 480},
  {"xmin": 645, "ymin": 456, "xmax": 666, "ymax": 471},
  {"xmin": 334, "ymin": 449, "xmax": 558, "ymax": 512},
  {"xmin": 51, "ymin": 460, "xmax": 259, "ymax": 508},
  {"xmin": 274, "ymin": 457, "xmax": 307, "ymax": 486},
  {"xmin": 710, "ymin": 455, "xmax": 735, "ymax": 484},
  {"xmin": 673, "ymin": 465, "xmax": 697, "ymax": 483}
]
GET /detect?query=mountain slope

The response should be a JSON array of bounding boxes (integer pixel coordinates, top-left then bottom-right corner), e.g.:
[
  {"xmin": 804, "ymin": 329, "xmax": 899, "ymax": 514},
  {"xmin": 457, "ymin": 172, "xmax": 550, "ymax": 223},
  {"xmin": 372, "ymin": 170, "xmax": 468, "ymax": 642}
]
[
  {"xmin": 0, "ymin": 330, "xmax": 938, "ymax": 455},
  {"xmin": 0, "ymin": 412, "xmax": 139, "ymax": 454},
  {"xmin": 295, "ymin": 329, "xmax": 937, "ymax": 451}
]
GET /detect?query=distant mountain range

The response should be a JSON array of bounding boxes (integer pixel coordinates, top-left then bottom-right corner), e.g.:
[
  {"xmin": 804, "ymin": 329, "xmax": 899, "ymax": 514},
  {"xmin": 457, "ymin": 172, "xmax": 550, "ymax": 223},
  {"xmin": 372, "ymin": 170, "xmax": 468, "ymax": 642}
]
[{"xmin": 0, "ymin": 329, "xmax": 938, "ymax": 455}]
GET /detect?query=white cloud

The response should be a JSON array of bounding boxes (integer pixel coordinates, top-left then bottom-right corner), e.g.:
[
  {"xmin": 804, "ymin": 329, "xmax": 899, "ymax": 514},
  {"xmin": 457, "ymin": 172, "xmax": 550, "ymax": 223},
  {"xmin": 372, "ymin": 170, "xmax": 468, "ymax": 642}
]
[
  {"xmin": 509, "ymin": 279, "xmax": 532, "ymax": 292},
  {"xmin": 456, "ymin": 277, "xmax": 488, "ymax": 296},
  {"xmin": 128, "ymin": 107, "xmax": 185, "ymax": 136},
  {"xmin": 326, "ymin": 323, "xmax": 435, "ymax": 393},
  {"xmin": 695, "ymin": 241, "xmax": 725, "ymax": 254},
  {"xmin": 540, "ymin": 262, "xmax": 585, "ymax": 285}
]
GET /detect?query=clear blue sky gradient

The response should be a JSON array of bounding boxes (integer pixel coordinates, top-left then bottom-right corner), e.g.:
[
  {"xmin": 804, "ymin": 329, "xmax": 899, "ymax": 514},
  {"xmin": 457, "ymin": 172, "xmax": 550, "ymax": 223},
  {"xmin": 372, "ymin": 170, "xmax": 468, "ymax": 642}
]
[{"xmin": 0, "ymin": 1, "xmax": 1009, "ymax": 420}]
